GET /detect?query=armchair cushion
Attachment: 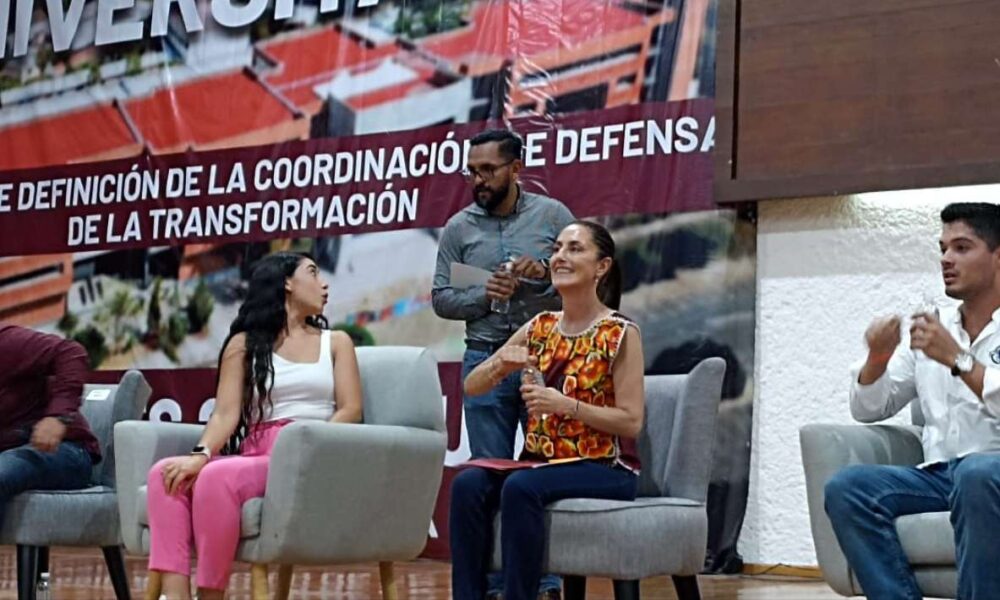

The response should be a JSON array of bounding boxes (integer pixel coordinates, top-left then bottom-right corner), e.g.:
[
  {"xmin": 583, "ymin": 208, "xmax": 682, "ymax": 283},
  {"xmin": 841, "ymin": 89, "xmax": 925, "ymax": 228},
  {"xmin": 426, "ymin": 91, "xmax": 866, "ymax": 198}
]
[
  {"xmin": 490, "ymin": 496, "xmax": 708, "ymax": 579},
  {"xmin": 896, "ymin": 511, "xmax": 955, "ymax": 566},
  {"xmin": 0, "ymin": 486, "xmax": 119, "ymax": 546}
]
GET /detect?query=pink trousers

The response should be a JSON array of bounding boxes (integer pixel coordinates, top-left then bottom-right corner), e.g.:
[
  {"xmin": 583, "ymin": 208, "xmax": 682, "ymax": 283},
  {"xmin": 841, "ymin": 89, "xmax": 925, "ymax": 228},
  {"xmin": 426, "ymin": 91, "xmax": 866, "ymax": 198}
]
[{"xmin": 146, "ymin": 420, "xmax": 290, "ymax": 590}]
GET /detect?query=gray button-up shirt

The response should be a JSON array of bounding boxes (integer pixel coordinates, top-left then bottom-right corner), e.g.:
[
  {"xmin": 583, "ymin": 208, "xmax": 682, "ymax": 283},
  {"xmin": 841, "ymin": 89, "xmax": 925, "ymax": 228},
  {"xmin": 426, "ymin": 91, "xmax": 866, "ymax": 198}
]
[{"xmin": 432, "ymin": 190, "xmax": 575, "ymax": 345}]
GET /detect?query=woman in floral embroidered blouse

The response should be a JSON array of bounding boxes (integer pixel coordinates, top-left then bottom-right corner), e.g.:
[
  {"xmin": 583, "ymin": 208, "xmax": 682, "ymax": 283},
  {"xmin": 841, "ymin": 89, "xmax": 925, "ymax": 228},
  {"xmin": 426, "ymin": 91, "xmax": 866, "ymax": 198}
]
[{"xmin": 450, "ymin": 221, "xmax": 645, "ymax": 600}]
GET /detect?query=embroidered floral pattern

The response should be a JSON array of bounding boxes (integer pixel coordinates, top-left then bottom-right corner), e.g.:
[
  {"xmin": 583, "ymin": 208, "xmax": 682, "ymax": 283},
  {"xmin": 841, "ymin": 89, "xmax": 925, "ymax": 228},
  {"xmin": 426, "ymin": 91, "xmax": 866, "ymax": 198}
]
[{"xmin": 522, "ymin": 311, "xmax": 633, "ymax": 461}]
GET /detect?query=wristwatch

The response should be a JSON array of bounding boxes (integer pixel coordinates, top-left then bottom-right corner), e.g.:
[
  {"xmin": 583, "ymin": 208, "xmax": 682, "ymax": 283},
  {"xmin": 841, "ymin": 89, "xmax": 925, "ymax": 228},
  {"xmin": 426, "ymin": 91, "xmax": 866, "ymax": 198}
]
[
  {"xmin": 190, "ymin": 445, "xmax": 212, "ymax": 460},
  {"xmin": 951, "ymin": 350, "xmax": 975, "ymax": 377}
]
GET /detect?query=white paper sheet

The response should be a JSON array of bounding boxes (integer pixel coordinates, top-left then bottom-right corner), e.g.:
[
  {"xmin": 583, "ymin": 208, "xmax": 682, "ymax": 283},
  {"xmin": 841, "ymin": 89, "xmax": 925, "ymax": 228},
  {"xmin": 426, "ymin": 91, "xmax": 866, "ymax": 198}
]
[{"xmin": 450, "ymin": 262, "xmax": 492, "ymax": 288}]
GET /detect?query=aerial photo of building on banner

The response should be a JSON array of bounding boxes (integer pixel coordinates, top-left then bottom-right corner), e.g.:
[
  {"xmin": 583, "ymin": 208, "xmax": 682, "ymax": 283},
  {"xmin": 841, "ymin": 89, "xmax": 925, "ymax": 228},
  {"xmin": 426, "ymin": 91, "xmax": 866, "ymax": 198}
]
[{"xmin": 0, "ymin": 0, "xmax": 750, "ymax": 568}]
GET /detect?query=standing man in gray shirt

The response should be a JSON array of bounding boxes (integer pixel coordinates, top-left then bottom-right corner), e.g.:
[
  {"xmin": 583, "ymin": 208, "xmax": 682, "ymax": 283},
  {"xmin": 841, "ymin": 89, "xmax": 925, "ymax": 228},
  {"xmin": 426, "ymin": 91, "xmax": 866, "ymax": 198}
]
[{"xmin": 433, "ymin": 128, "xmax": 573, "ymax": 600}]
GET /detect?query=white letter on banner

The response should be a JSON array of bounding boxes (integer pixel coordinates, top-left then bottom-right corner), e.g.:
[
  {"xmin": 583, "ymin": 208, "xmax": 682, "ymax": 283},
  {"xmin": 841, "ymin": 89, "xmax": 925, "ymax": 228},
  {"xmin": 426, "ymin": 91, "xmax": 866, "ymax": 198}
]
[
  {"xmin": 68, "ymin": 217, "xmax": 85, "ymax": 246},
  {"xmin": 524, "ymin": 132, "xmax": 547, "ymax": 167},
  {"xmin": 149, "ymin": 398, "xmax": 183, "ymax": 422},
  {"xmin": 701, "ymin": 117, "xmax": 716, "ymax": 152},
  {"xmin": 0, "ymin": 183, "xmax": 12, "ymax": 212},
  {"xmin": 17, "ymin": 182, "xmax": 34, "ymax": 210},
  {"xmin": 151, "ymin": 0, "xmax": 203, "ymax": 37},
  {"xmin": 674, "ymin": 116, "xmax": 699, "ymax": 153},
  {"xmin": 578, "ymin": 126, "xmax": 601, "ymax": 163},
  {"xmin": 0, "ymin": 0, "xmax": 9, "ymax": 59},
  {"xmin": 211, "ymin": 0, "xmax": 268, "ymax": 27},
  {"xmin": 12, "ymin": 0, "xmax": 35, "ymax": 58},
  {"xmin": 199, "ymin": 398, "xmax": 215, "ymax": 423},
  {"xmin": 273, "ymin": 0, "xmax": 293, "ymax": 20},
  {"xmin": 45, "ymin": 0, "xmax": 87, "ymax": 52},
  {"xmin": 555, "ymin": 129, "xmax": 578, "ymax": 165},
  {"xmin": 96, "ymin": 0, "xmax": 144, "ymax": 46}
]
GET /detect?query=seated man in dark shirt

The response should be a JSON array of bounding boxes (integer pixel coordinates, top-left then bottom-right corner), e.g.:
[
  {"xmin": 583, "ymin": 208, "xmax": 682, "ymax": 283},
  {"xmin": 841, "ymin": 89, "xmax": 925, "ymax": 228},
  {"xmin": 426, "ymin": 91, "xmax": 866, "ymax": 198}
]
[{"xmin": 0, "ymin": 324, "xmax": 100, "ymax": 525}]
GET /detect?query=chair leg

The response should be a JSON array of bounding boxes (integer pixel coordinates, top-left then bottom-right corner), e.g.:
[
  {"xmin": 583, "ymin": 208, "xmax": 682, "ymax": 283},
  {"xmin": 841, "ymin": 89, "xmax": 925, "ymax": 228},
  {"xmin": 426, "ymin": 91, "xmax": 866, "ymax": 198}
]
[
  {"xmin": 16, "ymin": 544, "xmax": 40, "ymax": 600},
  {"xmin": 37, "ymin": 547, "xmax": 49, "ymax": 578},
  {"xmin": 102, "ymin": 546, "xmax": 132, "ymax": 600},
  {"xmin": 250, "ymin": 564, "xmax": 269, "ymax": 600},
  {"xmin": 275, "ymin": 565, "xmax": 294, "ymax": 600},
  {"xmin": 612, "ymin": 579, "xmax": 640, "ymax": 600},
  {"xmin": 144, "ymin": 570, "xmax": 163, "ymax": 600},
  {"xmin": 563, "ymin": 575, "xmax": 587, "ymax": 600},
  {"xmin": 671, "ymin": 575, "xmax": 701, "ymax": 600},
  {"xmin": 378, "ymin": 561, "xmax": 398, "ymax": 600}
]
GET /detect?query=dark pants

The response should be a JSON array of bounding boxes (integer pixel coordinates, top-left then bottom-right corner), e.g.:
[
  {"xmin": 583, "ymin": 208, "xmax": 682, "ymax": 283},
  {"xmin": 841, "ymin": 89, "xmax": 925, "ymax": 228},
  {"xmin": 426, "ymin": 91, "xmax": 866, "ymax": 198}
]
[
  {"xmin": 0, "ymin": 441, "xmax": 93, "ymax": 525},
  {"xmin": 450, "ymin": 461, "xmax": 638, "ymax": 600},
  {"xmin": 464, "ymin": 348, "xmax": 562, "ymax": 593}
]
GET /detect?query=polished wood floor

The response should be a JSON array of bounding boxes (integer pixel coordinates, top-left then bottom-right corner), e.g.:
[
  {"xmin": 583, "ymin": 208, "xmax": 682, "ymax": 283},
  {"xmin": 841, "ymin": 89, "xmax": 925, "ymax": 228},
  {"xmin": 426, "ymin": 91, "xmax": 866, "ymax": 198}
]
[{"xmin": 0, "ymin": 548, "xmax": 845, "ymax": 599}]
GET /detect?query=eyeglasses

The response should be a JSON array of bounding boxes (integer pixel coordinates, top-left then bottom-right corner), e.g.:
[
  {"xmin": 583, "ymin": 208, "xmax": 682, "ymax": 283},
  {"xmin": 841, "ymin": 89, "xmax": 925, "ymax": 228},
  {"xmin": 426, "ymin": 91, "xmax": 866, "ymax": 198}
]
[{"xmin": 461, "ymin": 159, "xmax": 515, "ymax": 182}]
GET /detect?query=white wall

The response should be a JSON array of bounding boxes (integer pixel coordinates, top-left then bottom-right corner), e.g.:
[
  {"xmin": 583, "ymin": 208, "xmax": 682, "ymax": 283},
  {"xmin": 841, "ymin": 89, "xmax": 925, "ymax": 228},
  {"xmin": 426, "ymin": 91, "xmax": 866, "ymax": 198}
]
[{"xmin": 741, "ymin": 185, "xmax": 1000, "ymax": 566}]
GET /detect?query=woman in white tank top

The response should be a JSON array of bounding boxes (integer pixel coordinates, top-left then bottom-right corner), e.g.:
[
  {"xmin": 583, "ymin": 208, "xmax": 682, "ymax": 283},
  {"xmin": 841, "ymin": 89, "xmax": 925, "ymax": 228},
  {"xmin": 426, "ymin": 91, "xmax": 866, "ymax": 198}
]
[{"xmin": 146, "ymin": 252, "xmax": 363, "ymax": 600}]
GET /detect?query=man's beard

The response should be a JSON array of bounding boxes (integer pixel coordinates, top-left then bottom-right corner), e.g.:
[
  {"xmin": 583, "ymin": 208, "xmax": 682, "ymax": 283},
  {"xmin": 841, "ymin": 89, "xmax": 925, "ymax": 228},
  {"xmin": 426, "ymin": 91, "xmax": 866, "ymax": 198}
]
[{"xmin": 473, "ymin": 183, "xmax": 508, "ymax": 212}]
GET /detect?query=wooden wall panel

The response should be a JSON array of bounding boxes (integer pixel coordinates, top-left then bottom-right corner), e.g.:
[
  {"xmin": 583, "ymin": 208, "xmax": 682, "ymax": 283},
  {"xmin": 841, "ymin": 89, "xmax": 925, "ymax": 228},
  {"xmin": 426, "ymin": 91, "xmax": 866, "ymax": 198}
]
[{"xmin": 715, "ymin": 0, "xmax": 1000, "ymax": 202}]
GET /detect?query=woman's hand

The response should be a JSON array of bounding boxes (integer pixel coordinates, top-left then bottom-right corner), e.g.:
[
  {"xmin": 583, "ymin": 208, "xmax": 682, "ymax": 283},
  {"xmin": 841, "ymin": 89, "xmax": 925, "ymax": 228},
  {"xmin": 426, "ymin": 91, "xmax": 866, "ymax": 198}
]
[
  {"xmin": 495, "ymin": 344, "xmax": 530, "ymax": 374},
  {"xmin": 520, "ymin": 383, "xmax": 575, "ymax": 418},
  {"xmin": 161, "ymin": 455, "xmax": 210, "ymax": 495}
]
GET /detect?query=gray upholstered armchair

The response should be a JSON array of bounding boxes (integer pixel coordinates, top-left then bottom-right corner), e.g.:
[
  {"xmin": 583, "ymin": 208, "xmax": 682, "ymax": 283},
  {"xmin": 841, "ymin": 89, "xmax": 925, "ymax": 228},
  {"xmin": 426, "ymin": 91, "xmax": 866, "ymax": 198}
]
[
  {"xmin": 491, "ymin": 357, "xmax": 726, "ymax": 600},
  {"xmin": 115, "ymin": 346, "xmax": 447, "ymax": 600},
  {"xmin": 0, "ymin": 370, "xmax": 152, "ymax": 600},
  {"xmin": 801, "ymin": 403, "xmax": 956, "ymax": 598}
]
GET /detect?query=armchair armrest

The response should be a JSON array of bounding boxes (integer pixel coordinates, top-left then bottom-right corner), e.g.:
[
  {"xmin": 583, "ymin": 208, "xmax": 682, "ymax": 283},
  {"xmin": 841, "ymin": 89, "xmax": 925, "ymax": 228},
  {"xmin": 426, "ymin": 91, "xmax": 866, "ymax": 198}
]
[
  {"xmin": 114, "ymin": 421, "xmax": 203, "ymax": 554},
  {"xmin": 250, "ymin": 420, "xmax": 447, "ymax": 565},
  {"xmin": 800, "ymin": 423, "xmax": 923, "ymax": 596}
]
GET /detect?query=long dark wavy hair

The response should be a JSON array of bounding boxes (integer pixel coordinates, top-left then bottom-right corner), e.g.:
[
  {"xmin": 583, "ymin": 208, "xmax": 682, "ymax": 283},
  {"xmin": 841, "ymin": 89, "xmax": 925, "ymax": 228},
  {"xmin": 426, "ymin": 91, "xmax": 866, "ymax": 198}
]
[
  {"xmin": 219, "ymin": 251, "xmax": 328, "ymax": 454},
  {"xmin": 572, "ymin": 220, "xmax": 623, "ymax": 310}
]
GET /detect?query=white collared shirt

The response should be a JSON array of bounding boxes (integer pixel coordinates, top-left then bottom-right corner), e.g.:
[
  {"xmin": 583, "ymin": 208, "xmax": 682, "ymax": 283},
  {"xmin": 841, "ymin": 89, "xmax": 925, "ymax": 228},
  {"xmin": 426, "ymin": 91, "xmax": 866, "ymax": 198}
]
[{"xmin": 850, "ymin": 304, "xmax": 1000, "ymax": 466}]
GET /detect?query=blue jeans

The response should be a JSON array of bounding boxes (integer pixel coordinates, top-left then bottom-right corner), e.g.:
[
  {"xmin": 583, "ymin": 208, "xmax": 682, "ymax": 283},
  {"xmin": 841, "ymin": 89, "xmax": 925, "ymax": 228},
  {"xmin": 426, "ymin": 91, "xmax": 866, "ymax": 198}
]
[
  {"xmin": 450, "ymin": 461, "xmax": 638, "ymax": 600},
  {"xmin": 825, "ymin": 453, "xmax": 1000, "ymax": 600},
  {"xmin": 462, "ymin": 348, "xmax": 559, "ymax": 594},
  {"xmin": 0, "ymin": 441, "xmax": 94, "ymax": 525}
]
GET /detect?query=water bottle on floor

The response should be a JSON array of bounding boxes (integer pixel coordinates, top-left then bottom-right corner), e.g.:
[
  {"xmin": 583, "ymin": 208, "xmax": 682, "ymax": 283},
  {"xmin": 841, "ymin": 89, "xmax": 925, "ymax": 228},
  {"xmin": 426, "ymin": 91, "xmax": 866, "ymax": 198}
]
[{"xmin": 36, "ymin": 572, "xmax": 51, "ymax": 600}]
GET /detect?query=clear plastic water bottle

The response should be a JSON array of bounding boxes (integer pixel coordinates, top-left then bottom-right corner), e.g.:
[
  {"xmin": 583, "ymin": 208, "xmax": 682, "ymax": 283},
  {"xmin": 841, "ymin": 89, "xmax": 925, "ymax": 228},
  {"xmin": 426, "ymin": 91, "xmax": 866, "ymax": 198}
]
[
  {"xmin": 491, "ymin": 258, "xmax": 514, "ymax": 314},
  {"xmin": 36, "ymin": 572, "xmax": 51, "ymax": 600},
  {"xmin": 525, "ymin": 365, "xmax": 546, "ymax": 387},
  {"xmin": 523, "ymin": 365, "xmax": 549, "ymax": 420}
]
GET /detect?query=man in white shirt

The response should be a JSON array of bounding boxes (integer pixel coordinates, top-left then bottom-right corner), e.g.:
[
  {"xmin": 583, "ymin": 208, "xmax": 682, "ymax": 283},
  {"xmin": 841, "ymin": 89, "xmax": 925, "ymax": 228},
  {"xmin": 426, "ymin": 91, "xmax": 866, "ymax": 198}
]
[{"xmin": 825, "ymin": 202, "xmax": 1000, "ymax": 600}]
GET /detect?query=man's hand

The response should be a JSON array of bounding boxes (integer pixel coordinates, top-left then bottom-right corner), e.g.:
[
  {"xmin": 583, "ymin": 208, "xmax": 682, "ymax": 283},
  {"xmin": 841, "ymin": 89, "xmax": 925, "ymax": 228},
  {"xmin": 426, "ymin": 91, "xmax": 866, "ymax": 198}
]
[
  {"xmin": 858, "ymin": 315, "xmax": 902, "ymax": 385},
  {"xmin": 865, "ymin": 315, "xmax": 902, "ymax": 361},
  {"xmin": 486, "ymin": 267, "xmax": 518, "ymax": 301},
  {"xmin": 31, "ymin": 417, "xmax": 67, "ymax": 453},
  {"xmin": 510, "ymin": 256, "xmax": 547, "ymax": 280},
  {"xmin": 910, "ymin": 311, "xmax": 962, "ymax": 367}
]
